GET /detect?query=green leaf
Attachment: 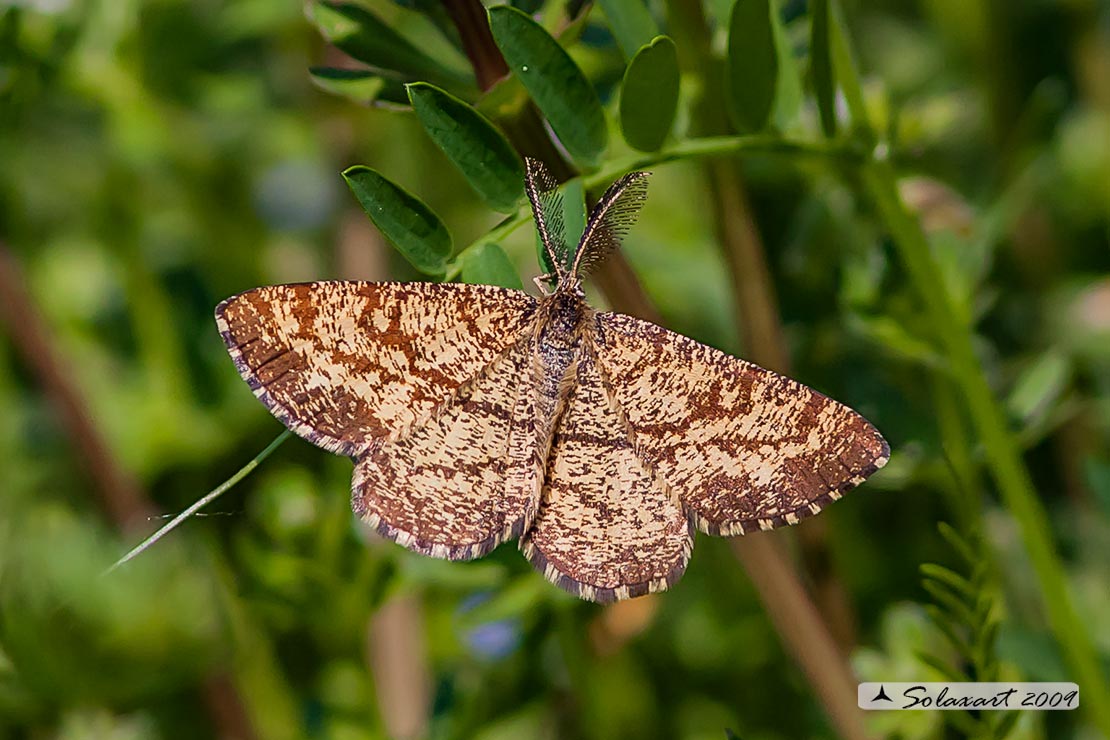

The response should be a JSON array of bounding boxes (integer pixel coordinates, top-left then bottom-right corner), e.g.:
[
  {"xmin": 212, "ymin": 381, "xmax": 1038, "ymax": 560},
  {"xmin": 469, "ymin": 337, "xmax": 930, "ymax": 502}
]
[
  {"xmin": 595, "ymin": 0, "xmax": 658, "ymax": 60},
  {"xmin": 919, "ymin": 564, "xmax": 974, "ymax": 598},
  {"xmin": 769, "ymin": 4, "xmax": 802, "ymax": 128},
  {"xmin": 342, "ymin": 166, "xmax": 451, "ymax": 275},
  {"xmin": 725, "ymin": 0, "xmax": 779, "ymax": 132},
  {"xmin": 460, "ymin": 243, "xmax": 524, "ymax": 290},
  {"xmin": 619, "ymin": 36, "xmax": 679, "ymax": 152},
  {"xmin": 1006, "ymin": 350, "xmax": 1070, "ymax": 423},
  {"xmin": 937, "ymin": 522, "xmax": 978, "ymax": 566},
  {"xmin": 309, "ymin": 67, "xmax": 406, "ymax": 106},
  {"xmin": 311, "ymin": 2, "xmax": 470, "ymax": 87},
  {"xmin": 488, "ymin": 5, "xmax": 608, "ymax": 167},
  {"xmin": 916, "ymin": 649, "xmax": 971, "ymax": 683},
  {"xmin": 923, "ymin": 609, "xmax": 973, "ymax": 662},
  {"xmin": 809, "ymin": 0, "xmax": 837, "ymax": 137},
  {"xmin": 406, "ymin": 83, "xmax": 524, "ymax": 214},
  {"xmin": 921, "ymin": 580, "xmax": 975, "ymax": 628}
]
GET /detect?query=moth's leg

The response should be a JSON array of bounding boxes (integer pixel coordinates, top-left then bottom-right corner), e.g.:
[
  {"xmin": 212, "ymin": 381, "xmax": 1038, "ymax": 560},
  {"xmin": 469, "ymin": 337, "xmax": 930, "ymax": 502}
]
[{"xmin": 532, "ymin": 273, "xmax": 558, "ymax": 295}]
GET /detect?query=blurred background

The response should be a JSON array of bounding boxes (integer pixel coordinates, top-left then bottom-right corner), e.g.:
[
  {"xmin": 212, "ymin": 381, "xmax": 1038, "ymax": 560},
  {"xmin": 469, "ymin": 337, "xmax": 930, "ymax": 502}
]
[{"xmin": 1, "ymin": 0, "xmax": 1109, "ymax": 738}]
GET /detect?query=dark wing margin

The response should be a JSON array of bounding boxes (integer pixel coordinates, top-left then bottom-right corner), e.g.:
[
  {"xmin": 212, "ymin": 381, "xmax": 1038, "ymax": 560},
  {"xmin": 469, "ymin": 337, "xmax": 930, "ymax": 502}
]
[
  {"xmin": 524, "ymin": 157, "xmax": 569, "ymax": 278},
  {"xmin": 570, "ymin": 170, "xmax": 650, "ymax": 279},
  {"xmin": 215, "ymin": 281, "xmax": 538, "ymax": 457}
]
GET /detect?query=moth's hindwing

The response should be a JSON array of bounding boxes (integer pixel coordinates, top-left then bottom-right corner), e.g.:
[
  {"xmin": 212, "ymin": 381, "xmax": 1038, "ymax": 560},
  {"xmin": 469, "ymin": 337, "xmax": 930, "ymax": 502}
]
[
  {"xmin": 353, "ymin": 337, "xmax": 544, "ymax": 559},
  {"xmin": 521, "ymin": 346, "xmax": 694, "ymax": 603},
  {"xmin": 592, "ymin": 312, "xmax": 889, "ymax": 537}
]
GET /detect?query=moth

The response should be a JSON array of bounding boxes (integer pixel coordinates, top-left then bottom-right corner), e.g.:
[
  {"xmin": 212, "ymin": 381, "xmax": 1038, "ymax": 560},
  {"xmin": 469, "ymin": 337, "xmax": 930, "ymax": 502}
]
[{"xmin": 216, "ymin": 159, "xmax": 888, "ymax": 602}]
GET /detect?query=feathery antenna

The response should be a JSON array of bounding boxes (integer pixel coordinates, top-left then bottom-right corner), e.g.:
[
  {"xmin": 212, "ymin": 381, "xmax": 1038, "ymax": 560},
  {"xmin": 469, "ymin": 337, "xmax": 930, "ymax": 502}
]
[
  {"xmin": 524, "ymin": 158, "xmax": 569, "ymax": 278},
  {"xmin": 569, "ymin": 171, "xmax": 650, "ymax": 281}
]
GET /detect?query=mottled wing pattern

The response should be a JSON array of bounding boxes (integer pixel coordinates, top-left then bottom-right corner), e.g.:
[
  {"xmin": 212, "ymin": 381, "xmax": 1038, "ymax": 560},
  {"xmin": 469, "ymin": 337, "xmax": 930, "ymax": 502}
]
[
  {"xmin": 216, "ymin": 282, "xmax": 538, "ymax": 456},
  {"xmin": 520, "ymin": 348, "xmax": 694, "ymax": 602},
  {"xmin": 352, "ymin": 338, "xmax": 544, "ymax": 559},
  {"xmin": 593, "ymin": 313, "xmax": 889, "ymax": 536}
]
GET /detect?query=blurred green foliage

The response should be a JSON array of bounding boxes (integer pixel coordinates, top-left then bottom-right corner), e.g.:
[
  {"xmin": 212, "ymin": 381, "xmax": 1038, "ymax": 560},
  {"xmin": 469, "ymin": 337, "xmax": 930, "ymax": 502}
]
[{"xmin": 1, "ymin": 0, "xmax": 1110, "ymax": 739}]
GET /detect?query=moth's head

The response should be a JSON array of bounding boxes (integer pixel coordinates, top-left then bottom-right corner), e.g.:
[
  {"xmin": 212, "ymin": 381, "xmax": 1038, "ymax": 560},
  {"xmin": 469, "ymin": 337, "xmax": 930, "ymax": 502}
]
[
  {"xmin": 524, "ymin": 158, "xmax": 650, "ymax": 297},
  {"xmin": 553, "ymin": 275, "xmax": 586, "ymax": 299}
]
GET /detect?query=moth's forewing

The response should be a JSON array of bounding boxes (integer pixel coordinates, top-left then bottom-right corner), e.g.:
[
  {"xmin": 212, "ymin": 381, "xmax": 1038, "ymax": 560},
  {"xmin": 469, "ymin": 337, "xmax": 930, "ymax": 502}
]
[{"xmin": 215, "ymin": 281, "xmax": 537, "ymax": 456}]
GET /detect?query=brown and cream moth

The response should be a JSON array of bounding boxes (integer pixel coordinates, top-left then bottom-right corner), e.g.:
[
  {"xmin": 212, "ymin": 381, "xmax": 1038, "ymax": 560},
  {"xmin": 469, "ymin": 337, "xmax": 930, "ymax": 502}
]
[{"xmin": 215, "ymin": 159, "xmax": 888, "ymax": 603}]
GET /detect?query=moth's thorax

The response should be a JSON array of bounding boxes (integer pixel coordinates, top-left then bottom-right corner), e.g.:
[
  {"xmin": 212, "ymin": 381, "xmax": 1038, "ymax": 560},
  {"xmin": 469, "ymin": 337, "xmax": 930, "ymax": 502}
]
[
  {"xmin": 537, "ymin": 288, "xmax": 588, "ymax": 349},
  {"xmin": 532, "ymin": 288, "xmax": 590, "ymax": 419}
]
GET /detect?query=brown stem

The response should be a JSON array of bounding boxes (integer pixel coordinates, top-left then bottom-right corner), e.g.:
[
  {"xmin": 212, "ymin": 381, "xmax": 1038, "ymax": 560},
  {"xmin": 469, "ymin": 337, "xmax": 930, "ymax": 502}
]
[
  {"xmin": 441, "ymin": 0, "xmax": 509, "ymax": 91},
  {"xmin": 366, "ymin": 595, "xmax": 432, "ymax": 740},
  {"xmin": 0, "ymin": 244, "xmax": 151, "ymax": 529},
  {"xmin": 199, "ymin": 674, "xmax": 257, "ymax": 740},
  {"xmin": 592, "ymin": 251, "xmax": 660, "ymax": 323},
  {"xmin": 661, "ymin": 0, "xmax": 870, "ymax": 734},
  {"xmin": 706, "ymin": 163, "xmax": 858, "ymax": 649},
  {"xmin": 438, "ymin": 0, "xmax": 573, "ymax": 177},
  {"xmin": 0, "ymin": 242, "xmax": 259, "ymax": 740},
  {"xmin": 705, "ymin": 163, "xmax": 789, "ymax": 371},
  {"xmin": 730, "ymin": 535, "xmax": 870, "ymax": 740}
]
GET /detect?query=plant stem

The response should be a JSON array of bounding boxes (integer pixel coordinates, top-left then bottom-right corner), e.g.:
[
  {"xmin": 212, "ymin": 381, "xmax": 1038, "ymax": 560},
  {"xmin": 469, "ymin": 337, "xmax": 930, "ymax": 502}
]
[
  {"xmin": 829, "ymin": 2, "xmax": 1110, "ymax": 732},
  {"xmin": 729, "ymin": 536, "xmax": 867, "ymax": 738},
  {"xmin": 448, "ymin": 134, "xmax": 858, "ymax": 274},
  {"xmin": 586, "ymin": 135, "xmax": 861, "ymax": 189},
  {"xmin": 441, "ymin": 0, "xmax": 508, "ymax": 90},
  {"xmin": 366, "ymin": 595, "xmax": 432, "ymax": 740},
  {"xmin": 107, "ymin": 430, "xmax": 292, "ymax": 573},
  {"xmin": 0, "ymin": 243, "xmax": 151, "ymax": 529},
  {"xmin": 702, "ymin": 161, "xmax": 790, "ymax": 372},
  {"xmin": 865, "ymin": 159, "xmax": 1110, "ymax": 730},
  {"xmin": 0, "ymin": 241, "xmax": 264, "ymax": 740}
]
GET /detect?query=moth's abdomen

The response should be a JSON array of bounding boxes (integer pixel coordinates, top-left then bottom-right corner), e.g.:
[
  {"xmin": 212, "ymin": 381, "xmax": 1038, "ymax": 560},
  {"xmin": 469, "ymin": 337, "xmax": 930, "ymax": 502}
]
[{"xmin": 532, "ymin": 292, "xmax": 589, "ymax": 444}]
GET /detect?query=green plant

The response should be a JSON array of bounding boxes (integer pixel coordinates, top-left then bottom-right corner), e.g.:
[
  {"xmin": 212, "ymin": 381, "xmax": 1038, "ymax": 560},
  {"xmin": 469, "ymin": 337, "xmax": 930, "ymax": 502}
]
[
  {"xmin": 4, "ymin": 0, "xmax": 1109, "ymax": 737},
  {"xmin": 918, "ymin": 523, "xmax": 1021, "ymax": 740}
]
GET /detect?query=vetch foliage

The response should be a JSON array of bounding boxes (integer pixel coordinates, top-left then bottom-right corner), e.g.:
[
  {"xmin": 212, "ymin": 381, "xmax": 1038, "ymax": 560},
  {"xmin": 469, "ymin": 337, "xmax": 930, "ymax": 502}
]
[{"xmin": 3, "ymin": 0, "xmax": 1109, "ymax": 737}]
